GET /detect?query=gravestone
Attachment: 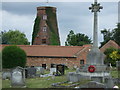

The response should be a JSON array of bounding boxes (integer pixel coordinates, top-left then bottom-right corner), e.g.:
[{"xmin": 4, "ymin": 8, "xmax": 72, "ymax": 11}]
[
  {"xmin": 42, "ymin": 64, "xmax": 46, "ymax": 69},
  {"xmin": 25, "ymin": 68, "xmax": 28, "ymax": 78},
  {"xmin": 2, "ymin": 71, "xmax": 11, "ymax": 80},
  {"xmin": 50, "ymin": 68, "xmax": 56, "ymax": 75},
  {"xmin": 56, "ymin": 64, "xmax": 64, "ymax": 76},
  {"xmin": 40, "ymin": 67, "xmax": 44, "ymax": 75},
  {"xmin": 11, "ymin": 66, "xmax": 25, "ymax": 87},
  {"xmin": 27, "ymin": 66, "xmax": 36, "ymax": 78}
]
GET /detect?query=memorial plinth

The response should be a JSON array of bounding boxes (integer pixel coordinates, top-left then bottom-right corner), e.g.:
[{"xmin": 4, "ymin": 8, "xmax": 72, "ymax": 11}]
[{"xmin": 67, "ymin": 0, "xmax": 114, "ymax": 88}]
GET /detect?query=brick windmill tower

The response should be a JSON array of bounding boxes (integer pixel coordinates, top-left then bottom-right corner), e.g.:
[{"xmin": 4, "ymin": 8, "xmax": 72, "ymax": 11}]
[{"xmin": 32, "ymin": 6, "xmax": 60, "ymax": 45}]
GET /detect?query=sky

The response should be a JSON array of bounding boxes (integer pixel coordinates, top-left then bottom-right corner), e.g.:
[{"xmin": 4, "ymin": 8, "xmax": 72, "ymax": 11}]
[{"xmin": 1, "ymin": 1, "xmax": 118, "ymax": 46}]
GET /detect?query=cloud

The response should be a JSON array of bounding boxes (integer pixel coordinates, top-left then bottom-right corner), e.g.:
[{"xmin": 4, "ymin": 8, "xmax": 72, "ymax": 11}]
[
  {"xmin": 1, "ymin": 2, "xmax": 118, "ymax": 46},
  {"xmin": 2, "ymin": 10, "xmax": 35, "ymax": 44}
]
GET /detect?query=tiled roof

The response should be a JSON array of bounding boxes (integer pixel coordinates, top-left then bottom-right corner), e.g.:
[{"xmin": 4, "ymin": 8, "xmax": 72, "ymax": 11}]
[
  {"xmin": 1, "ymin": 45, "xmax": 91, "ymax": 57},
  {"xmin": 100, "ymin": 40, "xmax": 119, "ymax": 52}
]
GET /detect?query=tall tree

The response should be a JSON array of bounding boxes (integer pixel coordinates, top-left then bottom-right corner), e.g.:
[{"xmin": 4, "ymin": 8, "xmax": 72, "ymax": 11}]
[
  {"xmin": 65, "ymin": 30, "xmax": 91, "ymax": 46},
  {"xmin": 100, "ymin": 23, "xmax": 120, "ymax": 47},
  {"xmin": 0, "ymin": 30, "xmax": 30, "ymax": 45},
  {"xmin": 113, "ymin": 23, "xmax": 120, "ymax": 46},
  {"xmin": 100, "ymin": 29, "xmax": 113, "ymax": 48}
]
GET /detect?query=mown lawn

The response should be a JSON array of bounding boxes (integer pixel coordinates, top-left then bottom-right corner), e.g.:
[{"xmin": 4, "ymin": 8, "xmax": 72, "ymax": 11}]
[
  {"xmin": 2, "ymin": 68, "xmax": 120, "ymax": 88},
  {"xmin": 2, "ymin": 69, "xmax": 75, "ymax": 88}
]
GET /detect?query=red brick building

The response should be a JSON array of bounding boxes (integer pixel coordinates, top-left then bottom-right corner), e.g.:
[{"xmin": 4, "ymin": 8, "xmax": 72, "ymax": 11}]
[
  {"xmin": 2, "ymin": 44, "xmax": 91, "ymax": 69},
  {"xmin": 100, "ymin": 40, "xmax": 120, "ymax": 52},
  {"xmin": 1, "ymin": 40, "xmax": 119, "ymax": 69}
]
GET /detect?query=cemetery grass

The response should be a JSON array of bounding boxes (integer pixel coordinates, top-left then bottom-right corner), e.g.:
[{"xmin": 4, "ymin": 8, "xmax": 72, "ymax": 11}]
[
  {"xmin": 2, "ymin": 69, "xmax": 75, "ymax": 88},
  {"xmin": 110, "ymin": 68, "xmax": 120, "ymax": 87},
  {"xmin": 2, "ymin": 68, "xmax": 120, "ymax": 88}
]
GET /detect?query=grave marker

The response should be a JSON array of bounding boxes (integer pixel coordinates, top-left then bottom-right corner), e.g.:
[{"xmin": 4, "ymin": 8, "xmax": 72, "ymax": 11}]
[{"xmin": 11, "ymin": 66, "xmax": 25, "ymax": 87}]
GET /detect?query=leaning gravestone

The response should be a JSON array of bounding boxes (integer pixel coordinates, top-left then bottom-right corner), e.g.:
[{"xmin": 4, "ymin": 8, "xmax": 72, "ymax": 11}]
[{"xmin": 11, "ymin": 66, "xmax": 26, "ymax": 87}]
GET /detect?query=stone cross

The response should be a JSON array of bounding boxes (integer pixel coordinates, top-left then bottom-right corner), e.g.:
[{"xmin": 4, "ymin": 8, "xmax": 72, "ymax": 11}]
[{"xmin": 89, "ymin": 0, "xmax": 103, "ymax": 48}]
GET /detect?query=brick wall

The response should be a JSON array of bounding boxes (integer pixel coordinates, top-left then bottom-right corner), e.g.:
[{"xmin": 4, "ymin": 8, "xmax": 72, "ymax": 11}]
[{"xmin": 26, "ymin": 57, "xmax": 80, "ymax": 69}]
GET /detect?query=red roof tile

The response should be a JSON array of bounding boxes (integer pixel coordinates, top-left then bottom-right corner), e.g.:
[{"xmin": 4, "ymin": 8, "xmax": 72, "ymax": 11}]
[
  {"xmin": 100, "ymin": 40, "xmax": 119, "ymax": 52},
  {"xmin": 1, "ymin": 45, "xmax": 91, "ymax": 57}
]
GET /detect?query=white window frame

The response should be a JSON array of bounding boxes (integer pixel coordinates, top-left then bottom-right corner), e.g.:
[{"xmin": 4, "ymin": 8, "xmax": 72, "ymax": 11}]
[{"xmin": 43, "ymin": 15, "xmax": 47, "ymax": 20}]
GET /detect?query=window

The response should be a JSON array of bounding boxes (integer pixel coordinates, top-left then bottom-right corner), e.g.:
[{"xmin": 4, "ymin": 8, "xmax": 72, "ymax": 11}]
[
  {"xmin": 43, "ymin": 26, "xmax": 47, "ymax": 32},
  {"xmin": 43, "ymin": 15, "xmax": 47, "ymax": 20},
  {"xmin": 42, "ymin": 39, "xmax": 46, "ymax": 44},
  {"xmin": 80, "ymin": 59, "xmax": 84, "ymax": 65}
]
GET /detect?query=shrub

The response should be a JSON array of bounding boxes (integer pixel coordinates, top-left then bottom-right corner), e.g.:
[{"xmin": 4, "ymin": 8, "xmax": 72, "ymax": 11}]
[{"xmin": 2, "ymin": 45, "xmax": 26, "ymax": 69}]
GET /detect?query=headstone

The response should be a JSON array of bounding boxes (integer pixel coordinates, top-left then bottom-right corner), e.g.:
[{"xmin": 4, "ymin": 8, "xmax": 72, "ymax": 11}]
[
  {"xmin": 2, "ymin": 71, "xmax": 11, "ymax": 80},
  {"xmin": 79, "ymin": 81, "xmax": 107, "ymax": 88},
  {"xmin": 105, "ymin": 77, "xmax": 114, "ymax": 88},
  {"xmin": 50, "ymin": 68, "xmax": 56, "ymax": 75},
  {"xmin": 27, "ymin": 66, "xmax": 37, "ymax": 78},
  {"xmin": 42, "ymin": 64, "xmax": 46, "ymax": 69},
  {"xmin": 40, "ymin": 67, "xmax": 44, "ymax": 75},
  {"xmin": 56, "ymin": 64, "xmax": 64, "ymax": 76},
  {"xmin": 25, "ymin": 68, "xmax": 28, "ymax": 78},
  {"xmin": 11, "ymin": 66, "xmax": 25, "ymax": 87}
]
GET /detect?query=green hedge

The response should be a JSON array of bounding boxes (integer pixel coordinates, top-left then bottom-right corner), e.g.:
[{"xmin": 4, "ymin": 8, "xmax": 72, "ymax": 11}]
[{"xmin": 2, "ymin": 46, "xmax": 27, "ymax": 69}]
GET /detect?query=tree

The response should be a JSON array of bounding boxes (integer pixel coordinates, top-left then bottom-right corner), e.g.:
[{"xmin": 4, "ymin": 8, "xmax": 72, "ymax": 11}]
[
  {"xmin": 113, "ymin": 23, "xmax": 120, "ymax": 46},
  {"xmin": 65, "ymin": 30, "xmax": 91, "ymax": 46},
  {"xmin": 100, "ymin": 23, "xmax": 120, "ymax": 47},
  {"xmin": 100, "ymin": 29, "xmax": 113, "ymax": 48},
  {"xmin": 2, "ymin": 46, "xmax": 27, "ymax": 69},
  {"xmin": 104, "ymin": 47, "xmax": 120, "ymax": 66},
  {"xmin": 0, "ymin": 30, "xmax": 30, "ymax": 45}
]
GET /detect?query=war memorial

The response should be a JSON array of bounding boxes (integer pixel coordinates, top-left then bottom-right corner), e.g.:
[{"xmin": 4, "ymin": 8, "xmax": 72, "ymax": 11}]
[
  {"xmin": 67, "ymin": 0, "xmax": 117, "ymax": 88},
  {"xmin": 1, "ymin": 0, "xmax": 120, "ymax": 89}
]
